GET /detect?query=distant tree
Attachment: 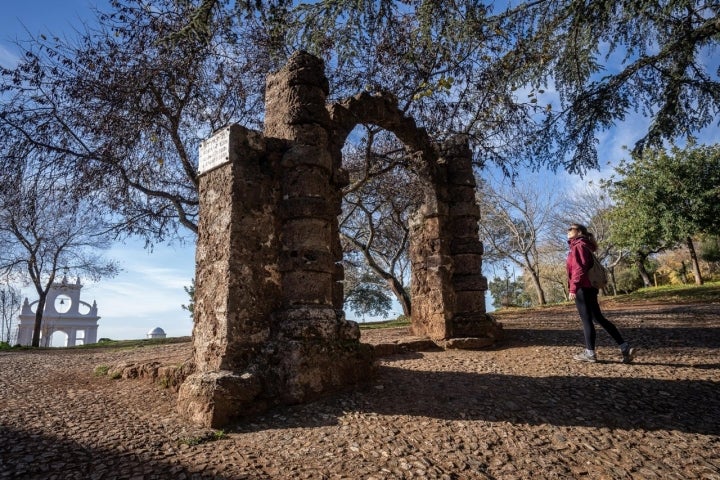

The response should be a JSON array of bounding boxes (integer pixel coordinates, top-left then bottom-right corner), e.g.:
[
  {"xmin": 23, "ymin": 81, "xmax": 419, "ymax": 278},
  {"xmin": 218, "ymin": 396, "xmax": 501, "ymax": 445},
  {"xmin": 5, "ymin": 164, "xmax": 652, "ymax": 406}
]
[
  {"xmin": 343, "ymin": 268, "xmax": 393, "ymax": 322},
  {"xmin": 340, "ymin": 129, "xmax": 420, "ymax": 317},
  {"xmin": 488, "ymin": 265, "xmax": 529, "ymax": 309},
  {"xmin": 477, "ymin": 176, "xmax": 562, "ymax": 305},
  {"xmin": 655, "ymin": 245, "xmax": 703, "ymax": 285},
  {"xmin": 606, "ymin": 206, "xmax": 667, "ymax": 289},
  {"xmin": 605, "ymin": 142, "xmax": 720, "ymax": 286},
  {"xmin": 0, "ymin": 164, "xmax": 119, "ymax": 347},
  {"xmin": 699, "ymin": 235, "xmax": 720, "ymax": 276},
  {"xmin": 181, "ymin": 278, "xmax": 196, "ymax": 321},
  {"xmin": 536, "ymin": 260, "xmax": 572, "ymax": 304},
  {"xmin": 0, "ymin": 284, "xmax": 21, "ymax": 344}
]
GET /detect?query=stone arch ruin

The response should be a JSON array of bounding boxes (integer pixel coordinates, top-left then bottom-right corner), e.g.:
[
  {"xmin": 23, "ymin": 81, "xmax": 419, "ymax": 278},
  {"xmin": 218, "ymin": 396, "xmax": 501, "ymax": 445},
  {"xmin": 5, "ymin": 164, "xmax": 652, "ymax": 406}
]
[{"xmin": 177, "ymin": 52, "xmax": 502, "ymax": 427}]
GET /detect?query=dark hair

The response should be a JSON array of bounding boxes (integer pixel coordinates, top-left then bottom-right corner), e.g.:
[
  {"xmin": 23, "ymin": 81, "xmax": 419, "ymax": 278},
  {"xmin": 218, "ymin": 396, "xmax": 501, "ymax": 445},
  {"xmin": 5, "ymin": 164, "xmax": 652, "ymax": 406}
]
[
  {"xmin": 569, "ymin": 223, "xmax": 597, "ymax": 249},
  {"xmin": 569, "ymin": 223, "xmax": 589, "ymax": 236}
]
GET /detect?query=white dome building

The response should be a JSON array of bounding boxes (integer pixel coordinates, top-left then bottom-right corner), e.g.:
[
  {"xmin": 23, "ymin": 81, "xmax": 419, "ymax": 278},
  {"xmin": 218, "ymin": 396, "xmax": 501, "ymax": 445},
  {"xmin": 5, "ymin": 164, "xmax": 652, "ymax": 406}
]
[{"xmin": 147, "ymin": 327, "xmax": 167, "ymax": 339}]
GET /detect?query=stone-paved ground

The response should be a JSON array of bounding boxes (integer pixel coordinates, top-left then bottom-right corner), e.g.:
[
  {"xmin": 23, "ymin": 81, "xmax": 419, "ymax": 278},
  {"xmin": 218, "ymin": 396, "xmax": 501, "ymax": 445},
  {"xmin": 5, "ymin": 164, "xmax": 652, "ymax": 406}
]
[{"xmin": 1, "ymin": 301, "xmax": 719, "ymax": 479}]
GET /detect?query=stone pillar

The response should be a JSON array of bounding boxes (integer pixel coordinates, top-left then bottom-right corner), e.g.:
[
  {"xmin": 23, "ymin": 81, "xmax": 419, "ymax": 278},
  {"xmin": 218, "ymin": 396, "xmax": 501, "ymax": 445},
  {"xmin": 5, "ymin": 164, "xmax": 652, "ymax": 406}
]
[
  {"xmin": 441, "ymin": 137, "xmax": 502, "ymax": 347},
  {"xmin": 408, "ymin": 194, "xmax": 455, "ymax": 340},
  {"xmin": 177, "ymin": 124, "xmax": 280, "ymax": 427},
  {"xmin": 262, "ymin": 50, "xmax": 373, "ymax": 404},
  {"xmin": 67, "ymin": 328, "xmax": 77, "ymax": 347},
  {"xmin": 264, "ymin": 52, "xmax": 337, "ymax": 310},
  {"xmin": 408, "ymin": 136, "xmax": 502, "ymax": 347},
  {"xmin": 178, "ymin": 53, "xmax": 373, "ymax": 428}
]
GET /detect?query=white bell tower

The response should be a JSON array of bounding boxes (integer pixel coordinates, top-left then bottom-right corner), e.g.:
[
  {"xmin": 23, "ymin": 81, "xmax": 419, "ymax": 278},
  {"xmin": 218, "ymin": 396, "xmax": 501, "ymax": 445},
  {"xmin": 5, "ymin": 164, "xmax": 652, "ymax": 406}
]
[{"xmin": 16, "ymin": 276, "xmax": 100, "ymax": 347}]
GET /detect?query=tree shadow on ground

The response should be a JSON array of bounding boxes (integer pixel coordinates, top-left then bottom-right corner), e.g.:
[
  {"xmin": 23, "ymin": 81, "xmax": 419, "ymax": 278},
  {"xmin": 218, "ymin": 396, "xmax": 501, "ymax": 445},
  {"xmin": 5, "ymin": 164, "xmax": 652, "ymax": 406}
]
[
  {"xmin": 234, "ymin": 321, "xmax": 720, "ymax": 437},
  {"xmin": 362, "ymin": 366, "xmax": 719, "ymax": 435},
  {"xmin": 498, "ymin": 325, "xmax": 720, "ymax": 349},
  {"xmin": 233, "ymin": 361, "xmax": 719, "ymax": 437},
  {"xmin": 0, "ymin": 426, "xmax": 256, "ymax": 480}
]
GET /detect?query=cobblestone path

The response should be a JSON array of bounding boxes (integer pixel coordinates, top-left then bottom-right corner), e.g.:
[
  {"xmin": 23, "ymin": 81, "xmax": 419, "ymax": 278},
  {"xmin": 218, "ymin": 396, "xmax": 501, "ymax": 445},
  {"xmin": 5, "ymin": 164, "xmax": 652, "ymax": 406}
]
[{"xmin": 1, "ymin": 301, "xmax": 719, "ymax": 479}]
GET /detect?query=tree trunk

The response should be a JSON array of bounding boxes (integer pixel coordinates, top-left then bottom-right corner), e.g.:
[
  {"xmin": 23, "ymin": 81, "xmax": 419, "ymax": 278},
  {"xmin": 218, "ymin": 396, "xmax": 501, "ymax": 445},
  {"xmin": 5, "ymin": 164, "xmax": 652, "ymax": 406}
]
[
  {"xmin": 687, "ymin": 236, "xmax": 704, "ymax": 285},
  {"xmin": 387, "ymin": 277, "xmax": 411, "ymax": 317},
  {"xmin": 529, "ymin": 270, "xmax": 547, "ymax": 305},
  {"xmin": 31, "ymin": 295, "xmax": 46, "ymax": 348},
  {"xmin": 635, "ymin": 252, "xmax": 652, "ymax": 287}
]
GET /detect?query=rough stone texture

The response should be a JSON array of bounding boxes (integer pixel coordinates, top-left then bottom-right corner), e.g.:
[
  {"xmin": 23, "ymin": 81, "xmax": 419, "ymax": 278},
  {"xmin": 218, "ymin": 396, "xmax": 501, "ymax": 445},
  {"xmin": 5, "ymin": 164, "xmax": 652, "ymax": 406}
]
[
  {"xmin": 2, "ymin": 300, "xmax": 719, "ymax": 479},
  {"xmin": 178, "ymin": 370, "xmax": 264, "ymax": 428},
  {"xmin": 192, "ymin": 125, "xmax": 281, "ymax": 374},
  {"xmin": 178, "ymin": 52, "xmax": 374, "ymax": 427},
  {"xmin": 179, "ymin": 51, "xmax": 500, "ymax": 427},
  {"xmin": 408, "ymin": 137, "xmax": 501, "ymax": 344}
]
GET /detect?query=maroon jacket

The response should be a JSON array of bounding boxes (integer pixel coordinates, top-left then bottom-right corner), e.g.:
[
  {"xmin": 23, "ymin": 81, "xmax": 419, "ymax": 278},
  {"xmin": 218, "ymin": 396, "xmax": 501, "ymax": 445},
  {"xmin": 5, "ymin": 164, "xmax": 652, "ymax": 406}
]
[{"xmin": 567, "ymin": 236, "xmax": 596, "ymax": 294}]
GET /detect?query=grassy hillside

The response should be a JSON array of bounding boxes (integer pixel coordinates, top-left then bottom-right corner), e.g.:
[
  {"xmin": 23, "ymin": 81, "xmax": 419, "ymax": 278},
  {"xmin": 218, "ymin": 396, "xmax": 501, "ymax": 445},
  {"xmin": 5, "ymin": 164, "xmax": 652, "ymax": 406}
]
[{"xmin": 607, "ymin": 281, "xmax": 720, "ymax": 304}]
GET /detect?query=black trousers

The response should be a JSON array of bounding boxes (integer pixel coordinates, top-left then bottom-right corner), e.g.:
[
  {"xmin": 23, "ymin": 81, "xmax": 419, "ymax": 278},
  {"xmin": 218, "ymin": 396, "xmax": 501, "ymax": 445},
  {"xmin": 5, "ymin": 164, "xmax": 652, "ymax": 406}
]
[{"xmin": 574, "ymin": 287, "xmax": 625, "ymax": 350}]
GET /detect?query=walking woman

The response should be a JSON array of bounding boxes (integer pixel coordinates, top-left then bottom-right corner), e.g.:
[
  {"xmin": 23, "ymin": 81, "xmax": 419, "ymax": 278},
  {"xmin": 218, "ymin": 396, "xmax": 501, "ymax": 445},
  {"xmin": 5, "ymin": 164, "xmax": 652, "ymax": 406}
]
[{"xmin": 567, "ymin": 223, "xmax": 635, "ymax": 363}]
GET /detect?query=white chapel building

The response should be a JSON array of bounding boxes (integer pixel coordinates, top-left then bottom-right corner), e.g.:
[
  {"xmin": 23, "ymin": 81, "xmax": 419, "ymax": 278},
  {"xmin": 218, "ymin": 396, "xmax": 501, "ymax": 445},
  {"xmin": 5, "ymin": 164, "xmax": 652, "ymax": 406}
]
[{"xmin": 16, "ymin": 276, "xmax": 100, "ymax": 347}]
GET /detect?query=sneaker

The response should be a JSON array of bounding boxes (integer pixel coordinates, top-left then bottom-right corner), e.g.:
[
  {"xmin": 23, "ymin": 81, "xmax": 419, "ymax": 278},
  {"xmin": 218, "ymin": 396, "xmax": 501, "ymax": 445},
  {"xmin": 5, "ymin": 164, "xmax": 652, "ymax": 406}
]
[
  {"xmin": 622, "ymin": 347, "xmax": 636, "ymax": 364},
  {"xmin": 573, "ymin": 351, "xmax": 597, "ymax": 363}
]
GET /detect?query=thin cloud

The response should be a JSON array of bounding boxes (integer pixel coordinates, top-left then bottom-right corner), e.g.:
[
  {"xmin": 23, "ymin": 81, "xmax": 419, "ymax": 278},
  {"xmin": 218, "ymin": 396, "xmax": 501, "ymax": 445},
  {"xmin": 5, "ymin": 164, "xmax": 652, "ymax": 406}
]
[{"xmin": 0, "ymin": 44, "xmax": 19, "ymax": 68}]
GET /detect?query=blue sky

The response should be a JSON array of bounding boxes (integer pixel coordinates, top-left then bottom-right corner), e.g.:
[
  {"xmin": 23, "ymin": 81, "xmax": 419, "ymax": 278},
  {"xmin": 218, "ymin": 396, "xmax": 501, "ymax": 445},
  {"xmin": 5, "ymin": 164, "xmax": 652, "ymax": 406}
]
[
  {"xmin": 1, "ymin": 0, "xmax": 197, "ymax": 342},
  {"xmin": 2, "ymin": 1, "xmax": 718, "ymax": 342}
]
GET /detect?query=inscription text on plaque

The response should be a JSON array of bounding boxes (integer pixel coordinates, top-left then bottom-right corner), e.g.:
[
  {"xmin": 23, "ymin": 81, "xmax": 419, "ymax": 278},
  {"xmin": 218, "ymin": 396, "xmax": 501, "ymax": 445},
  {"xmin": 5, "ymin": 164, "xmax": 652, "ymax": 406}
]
[{"xmin": 198, "ymin": 128, "xmax": 231, "ymax": 174}]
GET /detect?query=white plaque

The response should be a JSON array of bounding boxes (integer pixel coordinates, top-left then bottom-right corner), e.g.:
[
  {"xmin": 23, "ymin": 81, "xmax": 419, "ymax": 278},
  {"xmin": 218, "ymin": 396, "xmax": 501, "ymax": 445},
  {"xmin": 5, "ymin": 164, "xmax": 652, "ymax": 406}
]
[{"xmin": 198, "ymin": 128, "xmax": 231, "ymax": 174}]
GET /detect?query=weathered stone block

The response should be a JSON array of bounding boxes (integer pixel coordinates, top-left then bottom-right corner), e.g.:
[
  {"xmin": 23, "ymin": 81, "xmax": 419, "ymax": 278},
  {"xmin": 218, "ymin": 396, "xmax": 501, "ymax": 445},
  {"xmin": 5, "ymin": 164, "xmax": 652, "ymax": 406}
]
[
  {"xmin": 268, "ymin": 340, "xmax": 374, "ymax": 404},
  {"xmin": 448, "ymin": 185, "xmax": 476, "ymax": 202},
  {"xmin": 454, "ymin": 290, "xmax": 486, "ymax": 313},
  {"xmin": 446, "ymin": 168, "xmax": 476, "ymax": 186},
  {"xmin": 277, "ymin": 124, "xmax": 329, "ymax": 146},
  {"xmin": 281, "ymin": 218, "xmax": 332, "ymax": 250},
  {"xmin": 448, "ymin": 203, "xmax": 480, "ymax": 218},
  {"xmin": 452, "ymin": 254, "xmax": 482, "ymax": 275},
  {"xmin": 453, "ymin": 274, "xmax": 488, "ymax": 292},
  {"xmin": 282, "ymin": 197, "xmax": 337, "ymax": 219},
  {"xmin": 280, "ymin": 144, "xmax": 333, "ymax": 170},
  {"xmin": 282, "ymin": 165, "xmax": 331, "ymax": 198},
  {"xmin": 266, "ymin": 52, "xmax": 329, "ymax": 94},
  {"xmin": 279, "ymin": 250, "xmax": 335, "ymax": 274},
  {"xmin": 282, "ymin": 270, "xmax": 334, "ymax": 306},
  {"xmin": 411, "ymin": 311, "xmax": 451, "ymax": 340},
  {"xmin": 450, "ymin": 216, "xmax": 481, "ymax": 235},
  {"xmin": 275, "ymin": 308, "xmax": 359, "ymax": 341},
  {"xmin": 177, "ymin": 370, "xmax": 264, "ymax": 429},
  {"xmin": 424, "ymin": 254, "xmax": 453, "ymax": 270},
  {"xmin": 450, "ymin": 237, "xmax": 484, "ymax": 255}
]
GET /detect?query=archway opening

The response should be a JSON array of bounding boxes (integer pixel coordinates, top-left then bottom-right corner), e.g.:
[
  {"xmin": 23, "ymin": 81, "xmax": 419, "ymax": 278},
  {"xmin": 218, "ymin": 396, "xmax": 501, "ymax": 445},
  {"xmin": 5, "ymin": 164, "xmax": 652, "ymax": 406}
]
[
  {"xmin": 339, "ymin": 124, "xmax": 423, "ymax": 324},
  {"xmin": 49, "ymin": 330, "xmax": 68, "ymax": 348}
]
